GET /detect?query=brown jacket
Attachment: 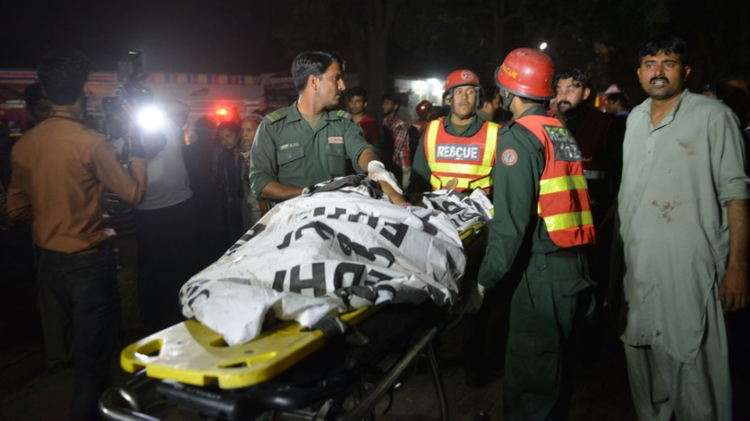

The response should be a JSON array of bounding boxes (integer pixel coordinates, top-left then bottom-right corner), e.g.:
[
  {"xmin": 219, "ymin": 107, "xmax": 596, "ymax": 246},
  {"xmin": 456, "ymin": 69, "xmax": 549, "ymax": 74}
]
[{"xmin": 6, "ymin": 115, "xmax": 146, "ymax": 253}]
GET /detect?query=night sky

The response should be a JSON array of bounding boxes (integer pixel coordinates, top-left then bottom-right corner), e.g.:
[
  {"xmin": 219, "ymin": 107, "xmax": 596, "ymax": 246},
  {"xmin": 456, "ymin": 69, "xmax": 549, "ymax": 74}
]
[
  {"xmin": 3, "ymin": 1, "xmax": 290, "ymax": 74},
  {"xmin": 3, "ymin": 0, "xmax": 748, "ymax": 97}
]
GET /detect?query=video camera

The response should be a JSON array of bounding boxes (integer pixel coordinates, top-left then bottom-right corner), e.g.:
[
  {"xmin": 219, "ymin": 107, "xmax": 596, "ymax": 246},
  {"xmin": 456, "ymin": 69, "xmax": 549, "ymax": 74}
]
[{"xmin": 101, "ymin": 51, "xmax": 166, "ymax": 161}]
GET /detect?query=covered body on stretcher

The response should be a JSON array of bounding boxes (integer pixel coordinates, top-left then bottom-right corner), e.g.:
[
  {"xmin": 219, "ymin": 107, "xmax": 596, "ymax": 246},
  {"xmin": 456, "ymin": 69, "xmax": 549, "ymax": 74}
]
[{"xmin": 104, "ymin": 175, "xmax": 492, "ymax": 420}]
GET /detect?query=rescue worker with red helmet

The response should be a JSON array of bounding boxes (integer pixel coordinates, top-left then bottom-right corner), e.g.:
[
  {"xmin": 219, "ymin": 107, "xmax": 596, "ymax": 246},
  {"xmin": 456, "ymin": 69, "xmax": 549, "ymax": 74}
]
[
  {"xmin": 406, "ymin": 69, "xmax": 501, "ymax": 388},
  {"xmin": 408, "ymin": 100, "xmax": 433, "ymax": 165},
  {"xmin": 476, "ymin": 48, "xmax": 596, "ymax": 420},
  {"xmin": 406, "ymin": 69, "xmax": 501, "ymax": 195},
  {"xmin": 412, "ymin": 100, "xmax": 433, "ymax": 133}
]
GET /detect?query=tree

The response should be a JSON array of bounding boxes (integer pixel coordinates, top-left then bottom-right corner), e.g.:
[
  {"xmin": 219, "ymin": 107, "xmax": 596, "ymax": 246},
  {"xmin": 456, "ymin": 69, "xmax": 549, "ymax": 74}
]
[{"xmin": 275, "ymin": 0, "xmax": 405, "ymax": 120}]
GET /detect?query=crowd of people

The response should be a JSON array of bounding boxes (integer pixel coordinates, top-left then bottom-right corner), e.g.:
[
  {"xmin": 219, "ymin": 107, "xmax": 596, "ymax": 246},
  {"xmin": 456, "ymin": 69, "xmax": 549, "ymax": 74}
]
[{"xmin": 1, "ymin": 33, "xmax": 749, "ymax": 421}]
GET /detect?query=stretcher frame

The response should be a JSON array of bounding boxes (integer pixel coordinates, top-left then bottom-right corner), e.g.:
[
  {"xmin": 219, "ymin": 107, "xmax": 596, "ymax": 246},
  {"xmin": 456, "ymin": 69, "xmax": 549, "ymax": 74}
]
[
  {"xmin": 100, "ymin": 222, "xmax": 486, "ymax": 421},
  {"xmin": 100, "ymin": 304, "xmax": 450, "ymax": 420}
]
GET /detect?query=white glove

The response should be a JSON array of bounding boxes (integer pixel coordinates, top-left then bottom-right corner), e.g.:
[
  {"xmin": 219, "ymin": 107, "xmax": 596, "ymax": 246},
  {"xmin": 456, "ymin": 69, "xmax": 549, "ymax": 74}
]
[
  {"xmin": 368, "ymin": 160, "xmax": 403, "ymax": 194},
  {"xmin": 463, "ymin": 282, "xmax": 485, "ymax": 314}
]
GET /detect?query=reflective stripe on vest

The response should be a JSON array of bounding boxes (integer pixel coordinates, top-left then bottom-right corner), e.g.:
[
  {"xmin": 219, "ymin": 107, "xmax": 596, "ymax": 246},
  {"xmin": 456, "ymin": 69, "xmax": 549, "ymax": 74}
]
[
  {"xmin": 516, "ymin": 115, "xmax": 595, "ymax": 248},
  {"xmin": 424, "ymin": 118, "xmax": 499, "ymax": 192}
]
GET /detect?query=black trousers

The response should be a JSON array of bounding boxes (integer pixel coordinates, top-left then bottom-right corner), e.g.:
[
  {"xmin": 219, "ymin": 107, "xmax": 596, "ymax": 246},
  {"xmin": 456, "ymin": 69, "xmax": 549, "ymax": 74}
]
[
  {"xmin": 135, "ymin": 198, "xmax": 202, "ymax": 335},
  {"xmin": 37, "ymin": 242, "xmax": 119, "ymax": 421}
]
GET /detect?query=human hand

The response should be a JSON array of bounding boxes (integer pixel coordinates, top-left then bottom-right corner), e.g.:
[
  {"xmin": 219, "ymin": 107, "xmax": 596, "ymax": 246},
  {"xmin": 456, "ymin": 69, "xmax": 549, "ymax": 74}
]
[
  {"xmin": 457, "ymin": 282, "xmax": 485, "ymax": 314},
  {"xmin": 368, "ymin": 160, "xmax": 403, "ymax": 194},
  {"xmin": 719, "ymin": 264, "xmax": 749, "ymax": 312}
]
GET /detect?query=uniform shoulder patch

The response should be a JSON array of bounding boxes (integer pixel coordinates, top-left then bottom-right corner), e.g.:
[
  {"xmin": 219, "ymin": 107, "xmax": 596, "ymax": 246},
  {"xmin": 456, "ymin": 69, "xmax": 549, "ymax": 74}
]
[
  {"xmin": 334, "ymin": 109, "xmax": 352, "ymax": 120},
  {"xmin": 264, "ymin": 108, "xmax": 289, "ymax": 124},
  {"xmin": 500, "ymin": 148, "xmax": 518, "ymax": 166}
]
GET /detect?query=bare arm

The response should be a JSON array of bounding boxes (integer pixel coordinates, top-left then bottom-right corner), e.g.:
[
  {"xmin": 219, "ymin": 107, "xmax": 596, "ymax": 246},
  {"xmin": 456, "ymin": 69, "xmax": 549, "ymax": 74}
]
[
  {"xmin": 260, "ymin": 181, "xmax": 305, "ymax": 202},
  {"xmin": 379, "ymin": 180, "xmax": 407, "ymax": 205},
  {"xmin": 357, "ymin": 148, "xmax": 377, "ymax": 172},
  {"xmin": 719, "ymin": 199, "xmax": 749, "ymax": 312}
]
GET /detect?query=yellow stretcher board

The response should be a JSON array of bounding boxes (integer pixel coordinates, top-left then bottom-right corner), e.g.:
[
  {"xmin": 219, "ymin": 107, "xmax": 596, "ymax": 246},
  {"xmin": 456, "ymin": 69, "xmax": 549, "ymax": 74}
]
[
  {"xmin": 121, "ymin": 222, "xmax": 486, "ymax": 391},
  {"xmin": 120, "ymin": 306, "xmax": 378, "ymax": 389}
]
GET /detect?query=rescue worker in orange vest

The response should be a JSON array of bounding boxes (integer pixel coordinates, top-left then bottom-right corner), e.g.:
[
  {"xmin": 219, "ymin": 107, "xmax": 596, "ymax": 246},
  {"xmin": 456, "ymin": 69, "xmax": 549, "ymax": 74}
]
[
  {"xmin": 406, "ymin": 69, "xmax": 500, "ymax": 195},
  {"xmin": 476, "ymin": 48, "xmax": 596, "ymax": 420},
  {"xmin": 407, "ymin": 69, "xmax": 502, "ymax": 388}
]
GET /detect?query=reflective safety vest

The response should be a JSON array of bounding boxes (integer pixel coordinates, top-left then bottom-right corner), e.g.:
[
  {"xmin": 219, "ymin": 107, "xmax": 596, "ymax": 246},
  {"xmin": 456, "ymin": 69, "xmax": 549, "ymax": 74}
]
[
  {"xmin": 424, "ymin": 117, "xmax": 499, "ymax": 192},
  {"xmin": 515, "ymin": 114, "xmax": 595, "ymax": 248}
]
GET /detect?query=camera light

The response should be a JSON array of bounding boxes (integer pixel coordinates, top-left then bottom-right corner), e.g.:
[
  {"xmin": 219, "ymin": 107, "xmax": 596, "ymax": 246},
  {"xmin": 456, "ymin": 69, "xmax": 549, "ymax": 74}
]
[{"xmin": 137, "ymin": 106, "xmax": 164, "ymax": 131}]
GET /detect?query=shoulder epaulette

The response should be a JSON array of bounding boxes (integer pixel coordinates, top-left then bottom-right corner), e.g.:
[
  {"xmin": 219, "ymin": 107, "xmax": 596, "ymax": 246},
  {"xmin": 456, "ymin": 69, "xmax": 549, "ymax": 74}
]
[
  {"xmin": 264, "ymin": 108, "xmax": 289, "ymax": 124},
  {"xmin": 334, "ymin": 109, "xmax": 352, "ymax": 120},
  {"xmin": 499, "ymin": 123, "xmax": 513, "ymax": 134}
]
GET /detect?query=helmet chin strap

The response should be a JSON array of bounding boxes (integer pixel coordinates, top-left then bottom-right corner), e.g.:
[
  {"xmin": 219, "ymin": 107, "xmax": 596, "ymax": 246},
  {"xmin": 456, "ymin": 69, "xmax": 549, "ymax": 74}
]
[{"xmin": 500, "ymin": 88, "xmax": 515, "ymax": 112}]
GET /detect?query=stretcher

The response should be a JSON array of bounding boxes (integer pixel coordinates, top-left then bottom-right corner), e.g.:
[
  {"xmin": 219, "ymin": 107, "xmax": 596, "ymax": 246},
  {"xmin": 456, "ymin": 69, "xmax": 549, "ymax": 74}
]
[{"xmin": 100, "ymin": 182, "xmax": 490, "ymax": 421}]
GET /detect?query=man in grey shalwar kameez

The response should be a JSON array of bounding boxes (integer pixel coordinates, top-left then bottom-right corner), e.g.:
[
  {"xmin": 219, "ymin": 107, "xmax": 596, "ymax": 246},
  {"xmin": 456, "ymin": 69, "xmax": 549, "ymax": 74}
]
[{"xmin": 619, "ymin": 34, "xmax": 749, "ymax": 421}]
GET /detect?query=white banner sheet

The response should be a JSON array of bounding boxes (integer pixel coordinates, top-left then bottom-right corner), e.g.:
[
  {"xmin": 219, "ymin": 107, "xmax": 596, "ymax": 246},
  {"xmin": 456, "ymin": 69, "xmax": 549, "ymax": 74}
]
[{"xmin": 180, "ymin": 186, "xmax": 491, "ymax": 345}]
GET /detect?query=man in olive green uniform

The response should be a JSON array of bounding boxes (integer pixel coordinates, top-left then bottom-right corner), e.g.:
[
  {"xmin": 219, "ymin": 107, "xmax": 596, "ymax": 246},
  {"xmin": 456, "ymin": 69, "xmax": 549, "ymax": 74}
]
[
  {"xmin": 250, "ymin": 50, "xmax": 399, "ymax": 202},
  {"xmin": 477, "ymin": 49, "xmax": 596, "ymax": 421}
]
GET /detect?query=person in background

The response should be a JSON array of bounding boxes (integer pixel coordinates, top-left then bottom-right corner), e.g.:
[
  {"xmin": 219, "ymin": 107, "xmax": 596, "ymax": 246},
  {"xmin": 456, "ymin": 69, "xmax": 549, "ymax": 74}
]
[
  {"xmin": 475, "ymin": 85, "xmax": 501, "ymax": 123},
  {"xmin": 701, "ymin": 81, "xmax": 719, "ymax": 99},
  {"xmin": 240, "ymin": 114, "xmax": 265, "ymax": 230},
  {"xmin": 412, "ymin": 100, "xmax": 433, "ymax": 134},
  {"xmin": 5, "ymin": 50, "xmax": 147, "ymax": 421},
  {"xmin": 382, "ymin": 91, "xmax": 411, "ymax": 187},
  {"xmin": 1, "ymin": 84, "xmax": 52, "ymax": 191},
  {"xmin": 347, "ymin": 86, "xmax": 381, "ymax": 149},
  {"xmin": 554, "ymin": 68, "xmax": 615, "ymax": 221},
  {"xmin": 409, "ymin": 100, "xmax": 433, "ymax": 164},
  {"xmin": 555, "ymin": 69, "xmax": 618, "ymax": 363},
  {"xmin": 217, "ymin": 121, "xmax": 245, "ymax": 244},
  {"xmin": 604, "ymin": 92, "xmax": 630, "ymax": 196},
  {"xmin": 604, "ymin": 92, "xmax": 630, "ymax": 118},
  {"xmin": 134, "ymin": 100, "xmax": 201, "ymax": 335},
  {"xmin": 718, "ymin": 75, "xmax": 750, "ymax": 141},
  {"xmin": 183, "ymin": 116, "xmax": 227, "ymax": 266},
  {"xmin": 1, "ymin": 82, "xmax": 71, "ymax": 375}
]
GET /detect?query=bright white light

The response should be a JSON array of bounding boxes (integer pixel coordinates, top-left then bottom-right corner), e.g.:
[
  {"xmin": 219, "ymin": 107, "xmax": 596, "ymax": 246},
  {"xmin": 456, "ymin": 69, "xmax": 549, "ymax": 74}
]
[
  {"xmin": 411, "ymin": 80, "xmax": 428, "ymax": 95},
  {"xmin": 539, "ymin": 42, "xmax": 548, "ymax": 51},
  {"xmin": 426, "ymin": 78, "xmax": 443, "ymax": 96},
  {"xmin": 137, "ymin": 106, "xmax": 164, "ymax": 131}
]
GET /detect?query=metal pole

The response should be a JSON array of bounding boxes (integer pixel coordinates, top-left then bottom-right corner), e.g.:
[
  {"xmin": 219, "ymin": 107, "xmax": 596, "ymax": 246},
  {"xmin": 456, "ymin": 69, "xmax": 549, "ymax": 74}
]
[{"xmin": 337, "ymin": 326, "xmax": 440, "ymax": 421}]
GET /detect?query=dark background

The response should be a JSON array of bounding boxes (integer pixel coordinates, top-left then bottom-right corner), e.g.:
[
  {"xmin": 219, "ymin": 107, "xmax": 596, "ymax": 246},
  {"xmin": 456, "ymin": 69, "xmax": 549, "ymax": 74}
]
[{"xmin": 2, "ymin": 0, "xmax": 749, "ymax": 108}]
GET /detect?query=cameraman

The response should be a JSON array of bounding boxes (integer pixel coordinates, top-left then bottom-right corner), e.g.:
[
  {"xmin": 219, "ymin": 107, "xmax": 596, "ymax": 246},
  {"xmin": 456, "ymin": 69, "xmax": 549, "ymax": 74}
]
[{"xmin": 5, "ymin": 51, "xmax": 146, "ymax": 421}]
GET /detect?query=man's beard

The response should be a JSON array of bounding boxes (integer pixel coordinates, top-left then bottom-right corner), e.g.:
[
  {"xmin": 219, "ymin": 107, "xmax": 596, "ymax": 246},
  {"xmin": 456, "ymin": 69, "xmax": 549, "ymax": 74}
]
[{"xmin": 557, "ymin": 100, "xmax": 581, "ymax": 117}]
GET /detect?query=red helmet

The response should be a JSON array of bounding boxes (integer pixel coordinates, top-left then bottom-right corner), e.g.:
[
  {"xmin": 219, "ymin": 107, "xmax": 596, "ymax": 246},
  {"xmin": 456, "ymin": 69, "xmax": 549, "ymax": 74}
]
[
  {"xmin": 494, "ymin": 48, "xmax": 555, "ymax": 100},
  {"xmin": 415, "ymin": 100, "xmax": 432, "ymax": 118},
  {"xmin": 444, "ymin": 69, "xmax": 480, "ymax": 93}
]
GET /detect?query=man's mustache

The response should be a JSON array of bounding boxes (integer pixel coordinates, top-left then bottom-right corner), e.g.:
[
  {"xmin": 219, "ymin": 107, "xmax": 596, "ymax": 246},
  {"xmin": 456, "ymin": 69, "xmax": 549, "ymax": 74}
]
[
  {"xmin": 557, "ymin": 101, "xmax": 572, "ymax": 109},
  {"xmin": 336, "ymin": 89, "xmax": 345, "ymax": 96},
  {"xmin": 650, "ymin": 76, "xmax": 668, "ymax": 83}
]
